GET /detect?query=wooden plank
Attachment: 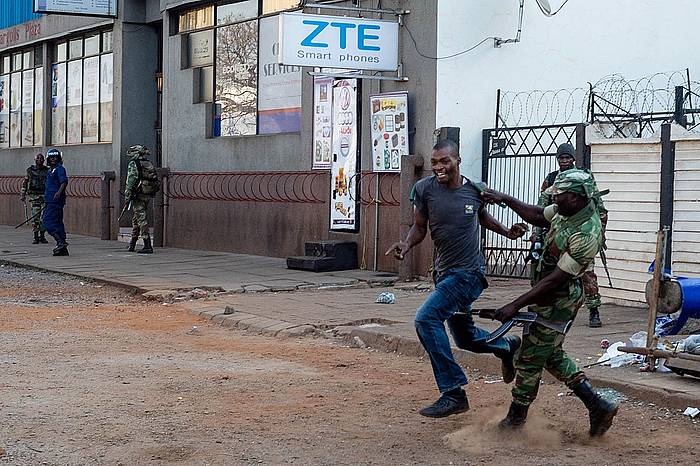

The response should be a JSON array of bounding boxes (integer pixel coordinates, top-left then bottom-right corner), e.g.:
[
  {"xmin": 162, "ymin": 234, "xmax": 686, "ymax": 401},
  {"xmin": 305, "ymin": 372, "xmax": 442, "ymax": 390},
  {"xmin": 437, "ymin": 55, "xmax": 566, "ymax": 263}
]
[
  {"xmin": 604, "ymin": 191, "xmax": 660, "ymax": 202},
  {"xmin": 591, "ymin": 144, "xmax": 660, "ymax": 156},
  {"xmin": 605, "ymin": 220, "xmax": 660, "ymax": 232},
  {"xmin": 672, "ymin": 221, "xmax": 700, "ymax": 231},
  {"xmin": 602, "ymin": 249, "xmax": 656, "ymax": 262},
  {"xmin": 604, "ymin": 201, "xmax": 659, "ymax": 213},
  {"xmin": 609, "ymin": 211, "xmax": 660, "ymax": 222},
  {"xmin": 605, "ymin": 230, "xmax": 658, "ymax": 243},
  {"xmin": 593, "ymin": 172, "xmax": 660, "ymax": 183},
  {"xmin": 601, "ymin": 287, "xmax": 646, "ymax": 304},
  {"xmin": 673, "ymin": 210, "xmax": 700, "ymax": 221},
  {"xmin": 673, "ymin": 231, "xmax": 700, "ymax": 243}
]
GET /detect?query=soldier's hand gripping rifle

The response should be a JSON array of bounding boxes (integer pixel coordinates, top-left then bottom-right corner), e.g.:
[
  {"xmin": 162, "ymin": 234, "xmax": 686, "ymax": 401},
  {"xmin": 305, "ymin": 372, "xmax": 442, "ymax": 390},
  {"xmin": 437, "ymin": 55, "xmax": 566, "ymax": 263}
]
[
  {"xmin": 14, "ymin": 206, "xmax": 44, "ymax": 229},
  {"xmin": 470, "ymin": 308, "xmax": 573, "ymax": 343}
]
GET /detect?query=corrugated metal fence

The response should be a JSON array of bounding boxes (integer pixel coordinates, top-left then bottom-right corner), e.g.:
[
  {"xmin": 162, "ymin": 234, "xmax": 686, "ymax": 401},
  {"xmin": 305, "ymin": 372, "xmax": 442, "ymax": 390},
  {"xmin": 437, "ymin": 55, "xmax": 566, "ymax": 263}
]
[{"xmin": 0, "ymin": 1, "xmax": 41, "ymax": 30}]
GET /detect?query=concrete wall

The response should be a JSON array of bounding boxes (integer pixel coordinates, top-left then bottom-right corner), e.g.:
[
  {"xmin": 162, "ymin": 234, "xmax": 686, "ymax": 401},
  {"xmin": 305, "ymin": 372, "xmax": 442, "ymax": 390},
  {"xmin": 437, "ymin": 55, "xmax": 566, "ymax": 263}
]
[{"xmin": 436, "ymin": 0, "xmax": 700, "ymax": 180}]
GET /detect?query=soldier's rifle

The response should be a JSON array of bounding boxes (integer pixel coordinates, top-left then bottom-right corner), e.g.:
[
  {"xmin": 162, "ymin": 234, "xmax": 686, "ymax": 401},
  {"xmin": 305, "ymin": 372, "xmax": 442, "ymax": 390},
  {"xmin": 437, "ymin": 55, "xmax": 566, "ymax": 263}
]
[
  {"xmin": 468, "ymin": 309, "xmax": 573, "ymax": 343},
  {"xmin": 117, "ymin": 200, "xmax": 132, "ymax": 222},
  {"xmin": 14, "ymin": 206, "xmax": 44, "ymax": 229}
]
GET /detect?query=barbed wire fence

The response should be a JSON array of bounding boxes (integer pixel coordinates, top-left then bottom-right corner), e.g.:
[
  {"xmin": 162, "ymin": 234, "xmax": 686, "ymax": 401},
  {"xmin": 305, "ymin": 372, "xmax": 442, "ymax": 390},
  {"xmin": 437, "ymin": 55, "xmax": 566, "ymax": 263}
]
[{"xmin": 495, "ymin": 69, "xmax": 700, "ymax": 138}]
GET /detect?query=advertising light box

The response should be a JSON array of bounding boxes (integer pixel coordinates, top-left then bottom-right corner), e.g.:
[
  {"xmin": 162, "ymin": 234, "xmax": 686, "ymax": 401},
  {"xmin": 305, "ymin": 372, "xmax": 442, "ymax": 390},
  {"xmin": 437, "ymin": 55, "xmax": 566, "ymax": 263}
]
[
  {"xmin": 279, "ymin": 12, "xmax": 399, "ymax": 72},
  {"xmin": 34, "ymin": 0, "xmax": 118, "ymax": 18}
]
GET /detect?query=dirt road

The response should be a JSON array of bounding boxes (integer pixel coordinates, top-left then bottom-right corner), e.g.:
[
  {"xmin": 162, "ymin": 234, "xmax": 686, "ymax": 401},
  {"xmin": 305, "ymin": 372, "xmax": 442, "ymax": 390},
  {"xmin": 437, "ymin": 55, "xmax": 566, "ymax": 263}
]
[{"xmin": 1, "ymin": 264, "xmax": 697, "ymax": 465}]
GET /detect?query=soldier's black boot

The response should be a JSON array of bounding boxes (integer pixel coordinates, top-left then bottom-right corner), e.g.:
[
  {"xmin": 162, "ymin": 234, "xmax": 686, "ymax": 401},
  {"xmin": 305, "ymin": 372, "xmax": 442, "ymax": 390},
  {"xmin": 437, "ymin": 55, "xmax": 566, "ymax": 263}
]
[
  {"xmin": 570, "ymin": 378, "xmax": 618, "ymax": 436},
  {"xmin": 137, "ymin": 237, "xmax": 153, "ymax": 254},
  {"xmin": 39, "ymin": 231, "xmax": 49, "ymax": 243},
  {"xmin": 127, "ymin": 237, "xmax": 138, "ymax": 252},
  {"xmin": 53, "ymin": 242, "xmax": 69, "ymax": 256},
  {"xmin": 498, "ymin": 402, "xmax": 529, "ymax": 429},
  {"xmin": 588, "ymin": 308, "xmax": 602, "ymax": 328},
  {"xmin": 32, "ymin": 231, "xmax": 40, "ymax": 244},
  {"xmin": 495, "ymin": 335, "xmax": 521, "ymax": 383}
]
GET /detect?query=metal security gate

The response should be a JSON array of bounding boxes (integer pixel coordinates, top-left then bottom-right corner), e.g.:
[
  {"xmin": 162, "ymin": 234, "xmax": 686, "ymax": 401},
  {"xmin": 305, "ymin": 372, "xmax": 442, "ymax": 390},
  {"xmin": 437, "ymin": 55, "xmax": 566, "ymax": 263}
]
[{"xmin": 481, "ymin": 122, "xmax": 588, "ymax": 278}]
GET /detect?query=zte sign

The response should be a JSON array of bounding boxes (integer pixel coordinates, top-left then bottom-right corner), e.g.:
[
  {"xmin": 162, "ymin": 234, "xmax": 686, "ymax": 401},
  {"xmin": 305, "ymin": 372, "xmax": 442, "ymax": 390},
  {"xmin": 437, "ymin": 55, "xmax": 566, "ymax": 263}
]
[{"xmin": 279, "ymin": 13, "xmax": 399, "ymax": 71}]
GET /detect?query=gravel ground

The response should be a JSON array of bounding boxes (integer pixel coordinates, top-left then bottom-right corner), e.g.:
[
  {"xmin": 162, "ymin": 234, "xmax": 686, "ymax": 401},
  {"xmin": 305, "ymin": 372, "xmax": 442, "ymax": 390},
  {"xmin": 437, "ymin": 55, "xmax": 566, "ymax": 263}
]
[{"xmin": 0, "ymin": 264, "xmax": 698, "ymax": 465}]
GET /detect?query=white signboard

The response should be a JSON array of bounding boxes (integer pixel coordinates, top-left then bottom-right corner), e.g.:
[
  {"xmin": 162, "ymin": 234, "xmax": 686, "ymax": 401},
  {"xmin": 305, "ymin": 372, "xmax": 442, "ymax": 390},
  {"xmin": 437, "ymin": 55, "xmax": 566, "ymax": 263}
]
[
  {"xmin": 189, "ymin": 29, "xmax": 214, "ymax": 68},
  {"xmin": 312, "ymin": 76, "xmax": 333, "ymax": 170},
  {"xmin": 370, "ymin": 92, "xmax": 408, "ymax": 172},
  {"xmin": 330, "ymin": 79, "xmax": 358, "ymax": 231},
  {"xmin": 279, "ymin": 12, "xmax": 399, "ymax": 71},
  {"xmin": 34, "ymin": 0, "xmax": 118, "ymax": 17}
]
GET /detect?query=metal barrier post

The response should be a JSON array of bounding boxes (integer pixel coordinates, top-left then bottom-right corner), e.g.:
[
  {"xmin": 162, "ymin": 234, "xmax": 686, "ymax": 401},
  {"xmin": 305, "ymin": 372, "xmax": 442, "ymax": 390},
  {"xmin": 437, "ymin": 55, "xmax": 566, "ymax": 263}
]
[
  {"xmin": 100, "ymin": 171, "xmax": 115, "ymax": 240},
  {"xmin": 154, "ymin": 167, "xmax": 169, "ymax": 247}
]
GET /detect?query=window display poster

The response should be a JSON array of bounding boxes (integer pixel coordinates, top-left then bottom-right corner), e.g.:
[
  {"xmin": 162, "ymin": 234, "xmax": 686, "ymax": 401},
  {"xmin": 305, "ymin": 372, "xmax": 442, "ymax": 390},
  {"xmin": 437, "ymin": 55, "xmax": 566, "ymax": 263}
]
[
  {"xmin": 52, "ymin": 63, "xmax": 67, "ymax": 144},
  {"xmin": 21, "ymin": 70, "xmax": 34, "ymax": 146},
  {"xmin": 257, "ymin": 15, "xmax": 301, "ymax": 134},
  {"xmin": 0, "ymin": 75, "xmax": 9, "ymax": 147},
  {"xmin": 100, "ymin": 53, "xmax": 113, "ymax": 142},
  {"xmin": 34, "ymin": 68, "xmax": 43, "ymax": 146},
  {"xmin": 330, "ymin": 78, "xmax": 358, "ymax": 231},
  {"xmin": 312, "ymin": 76, "xmax": 333, "ymax": 170},
  {"xmin": 83, "ymin": 56, "xmax": 99, "ymax": 142},
  {"xmin": 67, "ymin": 60, "xmax": 83, "ymax": 144},
  {"xmin": 370, "ymin": 92, "xmax": 408, "ymax": 172},
  {"xmin": 10, "ymin": 72, "xmax": 21, "ymax": 147}
]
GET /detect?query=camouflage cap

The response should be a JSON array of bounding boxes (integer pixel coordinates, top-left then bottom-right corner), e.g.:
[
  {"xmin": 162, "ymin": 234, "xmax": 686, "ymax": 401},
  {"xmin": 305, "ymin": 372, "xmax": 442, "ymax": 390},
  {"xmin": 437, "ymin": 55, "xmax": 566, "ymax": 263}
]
[
  {"xmin": 548, "ymin": 169, "xmax": 595, "ymax": 198},
  {"xmin": 126, "ymin": 145, "xmax": 150, "ymax": 157}
]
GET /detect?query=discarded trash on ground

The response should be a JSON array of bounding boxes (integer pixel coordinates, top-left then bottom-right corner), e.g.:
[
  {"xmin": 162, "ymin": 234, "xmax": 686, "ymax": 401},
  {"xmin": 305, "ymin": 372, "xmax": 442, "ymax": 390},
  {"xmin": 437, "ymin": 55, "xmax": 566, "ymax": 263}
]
[
  {"xmin": 682, "ymin": 407, "xmax": 699, "ymax": 418},
  {"xmin": 375, "ymin": 292, "xmax": 396, "ymax": 304}
]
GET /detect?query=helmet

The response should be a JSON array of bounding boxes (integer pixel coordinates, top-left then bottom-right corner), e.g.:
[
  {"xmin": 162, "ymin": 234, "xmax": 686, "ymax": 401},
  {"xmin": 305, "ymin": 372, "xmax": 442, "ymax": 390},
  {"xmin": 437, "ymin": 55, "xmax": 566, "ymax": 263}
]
[
  {"xmin": 46, "ymin": 148, "xmax": 61, "ymax": 159},
  {"xmin": 126, "ymin": 145, "xmax": 150, "ymax": 157}
]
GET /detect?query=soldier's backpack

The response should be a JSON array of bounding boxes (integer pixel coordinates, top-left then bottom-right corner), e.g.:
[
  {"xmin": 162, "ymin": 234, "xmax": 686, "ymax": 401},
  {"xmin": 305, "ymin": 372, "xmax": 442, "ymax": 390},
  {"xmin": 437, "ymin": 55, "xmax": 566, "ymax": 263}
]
[{"xmin": 135, "ymin": 159, "xmax": 160, "ymax": 196}]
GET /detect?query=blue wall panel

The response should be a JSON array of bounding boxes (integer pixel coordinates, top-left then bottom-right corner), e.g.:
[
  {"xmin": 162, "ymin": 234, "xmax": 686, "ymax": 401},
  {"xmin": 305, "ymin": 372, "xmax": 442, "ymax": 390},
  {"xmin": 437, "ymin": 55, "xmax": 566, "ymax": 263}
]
[{"xmin": 0, "ymin": 1, "xmax": 42, "ymax": 30}]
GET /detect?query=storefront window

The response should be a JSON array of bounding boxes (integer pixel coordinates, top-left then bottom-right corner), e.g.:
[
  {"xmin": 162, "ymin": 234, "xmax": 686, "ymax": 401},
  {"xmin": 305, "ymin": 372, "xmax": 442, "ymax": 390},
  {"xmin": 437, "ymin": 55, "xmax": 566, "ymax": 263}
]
[
  {"xmin": 216, "ymin": 19, "xmax": 258, "ymax": 136},
  {"xmin": 0, "ymin": 47, "xmax": 43, "ymax": 149},
  {"xmin": 179, "ymin": 5, "xmax": 215, "ymax": 32},
  {"xmin": 52, "ymin": 30, "xmax": 113, "ymax": 145},
  {"xmin": 262, "ymin": 0, "xmax": 298, "ymax": 14},
  {"xmin": 179, "ymin": 1, "xmax": 302, "ymax": 138}
]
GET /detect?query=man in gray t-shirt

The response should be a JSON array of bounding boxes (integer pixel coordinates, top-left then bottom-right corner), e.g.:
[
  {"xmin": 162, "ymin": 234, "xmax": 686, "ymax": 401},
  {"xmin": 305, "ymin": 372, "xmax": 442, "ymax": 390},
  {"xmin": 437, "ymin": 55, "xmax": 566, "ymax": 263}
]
[{"xmin": 387, "ymin": 140, "xmax": 527, "ymax": 418}]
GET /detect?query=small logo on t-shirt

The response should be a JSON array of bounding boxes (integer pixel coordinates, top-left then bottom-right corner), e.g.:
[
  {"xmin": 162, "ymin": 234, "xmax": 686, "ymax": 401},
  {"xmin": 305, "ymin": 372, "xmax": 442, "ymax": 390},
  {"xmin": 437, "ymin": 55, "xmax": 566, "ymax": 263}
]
[{"xmin": 465, "ymin": 204, "xmax": 474, "ymax": 215}]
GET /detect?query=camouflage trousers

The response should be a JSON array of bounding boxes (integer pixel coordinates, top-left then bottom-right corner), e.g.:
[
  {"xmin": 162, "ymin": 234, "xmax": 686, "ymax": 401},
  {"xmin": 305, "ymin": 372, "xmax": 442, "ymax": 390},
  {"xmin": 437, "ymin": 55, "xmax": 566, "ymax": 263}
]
[
  {"xmin": 511, "ymin": 303, "xmax": 586, "ymax": 407},
  {"xmin": 582, "ymin": 261, "xmax": 601, "ymax": 309},
  {"xmin": 130, "ymin": 198, "xmax": 150, "ymax": 240},
  {"xmin": 27, "ymin": 193, "xmax": 45, "ymax": 233}
]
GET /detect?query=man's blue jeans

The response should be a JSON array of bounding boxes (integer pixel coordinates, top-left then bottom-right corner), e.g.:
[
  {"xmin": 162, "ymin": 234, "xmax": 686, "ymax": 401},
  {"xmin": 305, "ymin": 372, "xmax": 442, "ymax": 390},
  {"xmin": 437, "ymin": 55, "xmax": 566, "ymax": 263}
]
[{"xmin": 415, "ymin": 267, "xmax": 510, "ymax": 393}]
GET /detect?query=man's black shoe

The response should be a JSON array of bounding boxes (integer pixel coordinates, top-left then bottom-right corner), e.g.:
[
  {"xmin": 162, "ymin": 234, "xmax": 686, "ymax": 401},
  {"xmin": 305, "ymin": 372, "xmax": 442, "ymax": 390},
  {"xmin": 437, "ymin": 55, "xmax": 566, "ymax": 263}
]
[
  {"xmin": 53, "ymin": 246, "xmax": 69, "ymax": 256},
  {"xmin": 419, "ymin": 389, "xmax": 469, "ymax": 418},
  {"xmin": 32, "ymin": 231, "xmax": 40, "ymax": 244},
  {"xmin": 589, "ymin": 308, "xmax": 602, "ymax": 328},
  {"xmin": 39, "ymin": 232, "xmax": 49, "ymax": 243},
  {"xmin": 499, "ymin": 335, "xmax": 521, "ymax": 384}
]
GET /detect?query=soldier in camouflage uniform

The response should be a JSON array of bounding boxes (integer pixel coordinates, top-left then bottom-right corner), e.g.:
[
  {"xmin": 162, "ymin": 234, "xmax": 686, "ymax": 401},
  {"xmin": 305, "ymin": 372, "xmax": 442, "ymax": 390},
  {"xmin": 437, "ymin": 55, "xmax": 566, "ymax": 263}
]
[
  {"xmin": 482, "ymin": 169, "xmax": 618, "ymax": 437},
  {"xmin": 124, "ymin": 145, "xmax": 157, "ymax": 254},
  {"xmin": 21, "ymin": 153, "xmax": 50, "ymax": 244},
  {"xmin": 535, "ymin": 143, "xmax": 608, "ymax": 328}
]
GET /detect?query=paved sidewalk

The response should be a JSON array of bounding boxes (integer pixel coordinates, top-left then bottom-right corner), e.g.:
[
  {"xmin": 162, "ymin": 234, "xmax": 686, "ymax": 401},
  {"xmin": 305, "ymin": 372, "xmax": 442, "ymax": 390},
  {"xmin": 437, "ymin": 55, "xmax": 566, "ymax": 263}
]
[{"xmin": 2, "ymin": 226, "xmax": 698, "ymax": 408}]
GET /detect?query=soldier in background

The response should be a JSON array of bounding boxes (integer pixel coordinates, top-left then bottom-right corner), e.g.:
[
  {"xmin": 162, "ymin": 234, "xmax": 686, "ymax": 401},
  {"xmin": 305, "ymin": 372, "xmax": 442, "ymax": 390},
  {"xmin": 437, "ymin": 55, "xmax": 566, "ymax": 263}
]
[
  {"xmin": 124, "ymin": 145, "xmax": 160, "ymax": 254},
  {"xmin": 535, "ymin": 143, "xmax": 608, "ymax": 328},
  {"xmin": 21, "ymin": 153, "xmax": 49, "ymax": 244}
]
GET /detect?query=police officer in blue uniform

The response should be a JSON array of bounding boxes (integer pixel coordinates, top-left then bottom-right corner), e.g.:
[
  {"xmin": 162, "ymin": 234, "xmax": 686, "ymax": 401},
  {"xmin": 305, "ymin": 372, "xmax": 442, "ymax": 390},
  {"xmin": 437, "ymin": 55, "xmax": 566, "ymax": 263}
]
[{"xmin": 43, "ymin": 148, "xmax": 69, "ymax": 256}]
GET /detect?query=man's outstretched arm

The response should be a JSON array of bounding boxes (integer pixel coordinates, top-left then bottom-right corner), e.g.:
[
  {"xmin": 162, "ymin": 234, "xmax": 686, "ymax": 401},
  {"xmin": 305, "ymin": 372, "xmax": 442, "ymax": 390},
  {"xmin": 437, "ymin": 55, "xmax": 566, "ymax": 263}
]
[
  {"xmin": 479, "ymin": 208, "xmax": 528, "ymax": 239},
  {"xmin": 385, "ymin": 208, "xmax": 428, "ymax": 260},
  {"xmin": 481, "ymin": 188, "xmax": 549, "ymax": 227}
]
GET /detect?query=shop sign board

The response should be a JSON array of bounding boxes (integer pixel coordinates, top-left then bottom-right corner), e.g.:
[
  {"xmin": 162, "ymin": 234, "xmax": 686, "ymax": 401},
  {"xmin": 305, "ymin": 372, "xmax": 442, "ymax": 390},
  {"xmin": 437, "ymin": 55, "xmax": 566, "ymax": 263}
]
[
  {"xmin": 312, "ymin": 76, "xmax": 333, "ymax": 170},
  {"xmin": 330, "ymin": 78, "xmax": 358, "ymax": 231},
  {"xmin": 279, "ymin": 12, "xmax": 398, "ymax": 71},
  {"xmin": 369, "ymin": 92, "xmax": 408, "ymax": 172},
  {"xmin": 34, "ymin": 0, "xmax": 118, "ymax": 17}
]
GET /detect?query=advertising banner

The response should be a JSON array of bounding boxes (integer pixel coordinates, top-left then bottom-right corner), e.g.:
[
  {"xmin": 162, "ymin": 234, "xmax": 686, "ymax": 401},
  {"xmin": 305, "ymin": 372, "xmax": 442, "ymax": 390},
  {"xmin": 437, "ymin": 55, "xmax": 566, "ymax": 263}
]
[
  {"xmin": 34, "ymin": 0, "xmax": 118, "ymax": 17},
  {"xmin": 279, "ymin": 13, "xmax": 398, "ymax": 71},
  {"xmin": 312, "ymin": 76, "xmax": 333, "ymax": 170},
  {"xmin": 369, "ymin": 92, "xmax": 408, "ymax": 172},
  {"xmin": 330, "ymin": 79, "xmax": 358, "ymax": 231},
  {"xmin": 258, "ymin": 15, "xmax": 302, "ymax": 134}
]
